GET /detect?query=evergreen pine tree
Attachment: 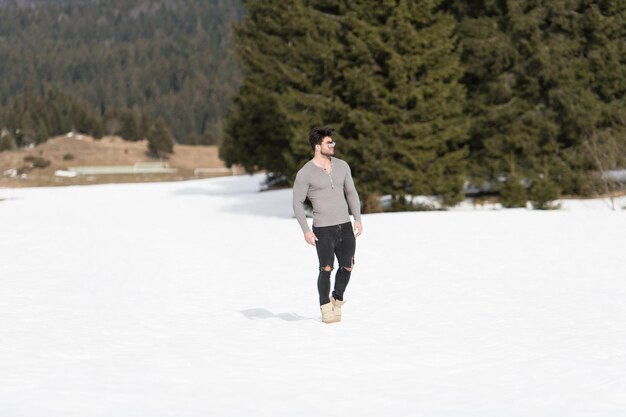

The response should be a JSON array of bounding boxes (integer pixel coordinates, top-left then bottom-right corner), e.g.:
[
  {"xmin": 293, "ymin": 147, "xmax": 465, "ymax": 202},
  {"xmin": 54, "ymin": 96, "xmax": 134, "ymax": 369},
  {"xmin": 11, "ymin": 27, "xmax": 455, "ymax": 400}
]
[
  {"xmin": 119, "ymin": 108, "xmax": 147, "ymax": 141},
  {"xmin": 529, "ymin": 161, "xmax": 561, "ymax": 210},
  {"xmin": 499, "ymin": 155, "xmax": 528, "ymax": 208},
  {"xmin": 201, "ymin": 129, "xmax": 219, "ymax": 146},
  {"xmin": 103, "ymin": 108, "xmax": 122, "ymax": 136},
  {"xmin": 447, "ymin": 0, "xmax": 626, "ymax": 203},
  {"xmin": 222, "ymin": 86, "xmax": 292, "ymax": 175},
  {"xmin": 186, "ymin": 132, "xmax": 202, "ymax": 146},
  {"xmin": 147, "ymin": 117, "xmax": 175, "ymax": 157},
  {"xmin": 343, "ymin": 0, "xmax": 468, "ymax": 206},
  {"xmin": 44, "ymin": 87, "xmax": 102, "ymax": 137},
  {"xmin": 224, "ymin": 0, "xmax": 469, "ymax": 208},
  {"xmin": 221, "ymin": 0, "xmax": 320, "ymax": 181},
  {"xmin": 0, "ymin": 129, "xmax": 17, "ymax": 152},
  {"xmin": 499, "ymin": 173, "xmax": 528, "ymax": 209},
  {"xmin": 576, "ymin": 2, "xmax": 626, "ymax": 195}
]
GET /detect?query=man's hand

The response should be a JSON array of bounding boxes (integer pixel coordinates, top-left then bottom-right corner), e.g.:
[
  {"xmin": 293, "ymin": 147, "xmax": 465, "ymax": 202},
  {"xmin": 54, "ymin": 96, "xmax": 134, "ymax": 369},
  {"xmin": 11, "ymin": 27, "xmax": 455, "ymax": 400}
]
[
  {"xmin": 304, "ymin": 231, "xmax": 318, "ymax": 246},
  {"xmin": 354, "ymin": 220, "xmax": 363, "ymax": 237}
]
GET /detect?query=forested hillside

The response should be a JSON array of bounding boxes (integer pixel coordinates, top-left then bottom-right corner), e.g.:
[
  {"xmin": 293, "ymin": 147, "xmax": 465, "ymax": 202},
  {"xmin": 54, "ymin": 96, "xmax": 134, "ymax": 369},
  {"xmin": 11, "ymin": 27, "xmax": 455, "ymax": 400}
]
[{"xmin": 0, "ymin": 0, "xmax": 243, "ymax": 144}]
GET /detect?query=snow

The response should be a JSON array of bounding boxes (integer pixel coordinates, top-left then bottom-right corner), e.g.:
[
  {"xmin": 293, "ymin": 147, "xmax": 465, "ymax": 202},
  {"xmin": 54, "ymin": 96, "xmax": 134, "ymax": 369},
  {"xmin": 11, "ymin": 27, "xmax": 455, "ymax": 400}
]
[
  {"xmin": 1, "ymin": 175, "xmax": 626, "ymax": 417},
  {"xmin": 54, "ymin": 170, "xmax": 77, "ymax": 178}
]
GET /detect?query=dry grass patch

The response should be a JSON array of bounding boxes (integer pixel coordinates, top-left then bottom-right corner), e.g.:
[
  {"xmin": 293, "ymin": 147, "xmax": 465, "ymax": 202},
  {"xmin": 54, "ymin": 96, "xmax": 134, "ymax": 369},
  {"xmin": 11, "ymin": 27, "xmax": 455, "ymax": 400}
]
[{"xmin": 0, "ymin": 135, "xmax": 238, "ymax": 188}]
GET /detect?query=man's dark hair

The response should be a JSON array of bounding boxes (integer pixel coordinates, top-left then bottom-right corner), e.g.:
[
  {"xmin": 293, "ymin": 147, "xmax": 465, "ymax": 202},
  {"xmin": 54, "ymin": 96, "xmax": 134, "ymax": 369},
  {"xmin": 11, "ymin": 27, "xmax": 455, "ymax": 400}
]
[{"xmin": 308, "ymin": 126, "xmax": 335, "ymax": 150}]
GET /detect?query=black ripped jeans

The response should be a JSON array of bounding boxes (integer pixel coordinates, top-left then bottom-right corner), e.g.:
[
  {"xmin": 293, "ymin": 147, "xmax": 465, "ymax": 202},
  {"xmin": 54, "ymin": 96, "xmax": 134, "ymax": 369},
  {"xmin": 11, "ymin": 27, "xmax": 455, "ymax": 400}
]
[{"xmin": 313, "ymin": 221, "xmax": 356, "ymax": 305}]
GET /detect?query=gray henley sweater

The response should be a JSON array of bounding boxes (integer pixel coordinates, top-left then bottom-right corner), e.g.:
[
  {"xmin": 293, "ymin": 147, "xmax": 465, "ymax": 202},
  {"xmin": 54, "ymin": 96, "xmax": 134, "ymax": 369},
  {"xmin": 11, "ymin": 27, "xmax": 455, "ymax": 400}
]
[{"xmin": 293, "ymin": 157, "xmax": 362, "ymax": 233}]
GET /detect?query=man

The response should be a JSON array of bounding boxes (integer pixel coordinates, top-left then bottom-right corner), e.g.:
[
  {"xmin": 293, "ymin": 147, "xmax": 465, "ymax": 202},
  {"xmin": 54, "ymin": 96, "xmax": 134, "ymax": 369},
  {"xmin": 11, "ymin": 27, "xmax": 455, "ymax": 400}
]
[{"xmin": 293, "ymin": 126, "xmax": 363, "ymax": 324}]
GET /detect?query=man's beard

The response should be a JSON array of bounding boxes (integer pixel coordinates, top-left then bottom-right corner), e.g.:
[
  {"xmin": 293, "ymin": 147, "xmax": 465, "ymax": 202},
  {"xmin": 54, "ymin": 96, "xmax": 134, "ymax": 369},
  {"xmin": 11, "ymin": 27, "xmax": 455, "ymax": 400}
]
[{"xmin": 321, "ymin": 148, "xmax": 334, "ymax": 157}]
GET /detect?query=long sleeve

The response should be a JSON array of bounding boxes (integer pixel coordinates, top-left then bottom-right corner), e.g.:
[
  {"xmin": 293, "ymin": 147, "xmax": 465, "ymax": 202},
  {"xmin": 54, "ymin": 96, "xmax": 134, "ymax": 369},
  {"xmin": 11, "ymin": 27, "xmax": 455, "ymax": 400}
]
[
  {"xmin": 344, "ymin": 165, "xmax": 362, "ymax": 222},
  {"xmin": 292, "ymin": 171, "xmax": 311, "ymax": 233}
]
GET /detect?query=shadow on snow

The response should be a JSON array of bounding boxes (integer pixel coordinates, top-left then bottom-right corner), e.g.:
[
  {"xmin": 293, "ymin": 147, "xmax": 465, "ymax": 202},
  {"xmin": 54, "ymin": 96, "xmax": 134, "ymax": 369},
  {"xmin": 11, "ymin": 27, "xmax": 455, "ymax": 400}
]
[{"xmin": 240, "ymin": 308, "xmax": 315, "ymax": 322}]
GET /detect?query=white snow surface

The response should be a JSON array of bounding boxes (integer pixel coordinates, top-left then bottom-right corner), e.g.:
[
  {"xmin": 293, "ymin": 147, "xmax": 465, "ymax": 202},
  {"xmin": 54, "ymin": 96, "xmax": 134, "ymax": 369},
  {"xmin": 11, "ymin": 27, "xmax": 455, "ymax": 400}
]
[{"xmin": 1, "ymin": 175, "xmax": 626, "ymax": 417}]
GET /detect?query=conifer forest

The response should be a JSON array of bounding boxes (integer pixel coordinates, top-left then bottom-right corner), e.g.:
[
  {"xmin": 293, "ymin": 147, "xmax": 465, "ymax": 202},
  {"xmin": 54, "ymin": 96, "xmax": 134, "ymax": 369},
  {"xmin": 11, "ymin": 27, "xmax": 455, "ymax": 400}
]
[{"xmin": 1, "ymin": 0, "xmax": 625, "ymax": 209}]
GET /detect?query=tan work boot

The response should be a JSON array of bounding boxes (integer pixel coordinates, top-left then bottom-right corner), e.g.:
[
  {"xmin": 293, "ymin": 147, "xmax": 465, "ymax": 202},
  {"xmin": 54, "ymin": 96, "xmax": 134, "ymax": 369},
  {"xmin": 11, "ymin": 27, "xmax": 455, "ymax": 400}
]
[
  {"xmin": 331, "ymin": 296, "xmax": 346, "ymax": 322},
  {"xmin": 320, "ymin": 302, "xmax": 339, "ymax": 324}
]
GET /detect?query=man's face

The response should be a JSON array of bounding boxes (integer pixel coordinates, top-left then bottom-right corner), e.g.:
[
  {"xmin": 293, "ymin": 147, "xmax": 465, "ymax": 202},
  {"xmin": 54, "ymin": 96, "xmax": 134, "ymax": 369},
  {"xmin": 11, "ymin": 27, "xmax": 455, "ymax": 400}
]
[{"xmin": 319, "ymin": 136, "xmax": 335, "ymax": 156}]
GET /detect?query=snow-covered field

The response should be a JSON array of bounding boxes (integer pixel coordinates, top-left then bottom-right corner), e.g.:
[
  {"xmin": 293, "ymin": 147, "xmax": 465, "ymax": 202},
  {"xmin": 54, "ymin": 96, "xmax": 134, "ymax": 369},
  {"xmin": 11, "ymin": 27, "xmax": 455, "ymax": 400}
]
[{"xmin": 1, "ymin": 175, "xmax": 625, "ymax": 417}]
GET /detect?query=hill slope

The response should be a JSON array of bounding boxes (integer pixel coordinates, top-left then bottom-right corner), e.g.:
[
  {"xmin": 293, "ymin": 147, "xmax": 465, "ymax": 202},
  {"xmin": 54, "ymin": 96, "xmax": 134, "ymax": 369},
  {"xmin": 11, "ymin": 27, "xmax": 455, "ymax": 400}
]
[{"xmin": 0, "ymin": 135, "xmax": 234, "ymax": 187}]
